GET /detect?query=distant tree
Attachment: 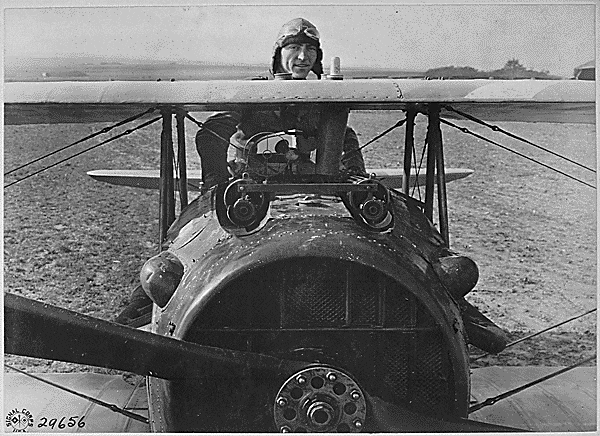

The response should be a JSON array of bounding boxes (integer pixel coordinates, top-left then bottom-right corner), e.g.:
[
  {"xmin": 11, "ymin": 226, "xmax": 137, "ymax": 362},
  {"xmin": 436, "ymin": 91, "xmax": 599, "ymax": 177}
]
[
  {"xmin": 425, "ymin": 59, "xmax": 557, "ymax": 80},
  {"xmin": 502, "ymin": 58, "xmax": 526, "ymax": 71},
  {"xmin": 491, "ymin": 58, "xmax": 553, "ymax": 79},
  {"xmin": 424, "ymin": 65, "xmax": 486, "ymax": 79}
]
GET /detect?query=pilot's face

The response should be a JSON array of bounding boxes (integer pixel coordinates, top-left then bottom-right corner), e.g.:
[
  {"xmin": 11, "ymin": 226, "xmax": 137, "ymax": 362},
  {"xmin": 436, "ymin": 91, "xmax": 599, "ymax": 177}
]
[{"xmin": 280, "ymin": 43, "xmax": 318, "ymax": 79}]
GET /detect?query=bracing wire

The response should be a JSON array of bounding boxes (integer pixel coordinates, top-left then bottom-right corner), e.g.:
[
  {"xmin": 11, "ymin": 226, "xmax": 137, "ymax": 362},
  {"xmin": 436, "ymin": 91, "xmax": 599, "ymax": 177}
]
[
  {"xmin": 4, "ymin": 107, "xmax": 157, "ymax": 177},
  {"xmin": 4, "ymin": 117, "xmax": 162, "ymax": 189},
  {"xmin": 440, "ymin": 118, "xmax": 595, "ymax": 189},
  {"xmin": 443, "ymin": 105, "xmax": 596, "ymax": 174},
  {"xmin": 468, "ymin": 355, "xmax": 596, "ymax": 414},
  {"xmin": 4, "ymin": 364, "xmax": 149, "ymax": 424},
  {"xmin": 471, "ymin": 308, "xmax": 597, "ymax": 362},
  {"xmin": 341, "ymin": 118, "xmax": 407, "ymax": 163},
  {"xmin": 410, "ymin": 138, "xmax": 428, "ymax": 201},
  {"xmin": 468, "ymin": 307, "xmax": 596, "ymax": 412},
  {"xmin": 171, "ymin": 142, "xmax": 185, "ymax": 196}
]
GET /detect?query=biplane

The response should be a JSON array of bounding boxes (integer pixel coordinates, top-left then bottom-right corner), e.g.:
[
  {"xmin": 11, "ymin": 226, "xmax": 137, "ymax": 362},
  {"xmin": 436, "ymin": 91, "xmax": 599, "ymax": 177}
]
[{"xmin": 3, "ymin": 75, "xmax": 596, "ymax": 433}]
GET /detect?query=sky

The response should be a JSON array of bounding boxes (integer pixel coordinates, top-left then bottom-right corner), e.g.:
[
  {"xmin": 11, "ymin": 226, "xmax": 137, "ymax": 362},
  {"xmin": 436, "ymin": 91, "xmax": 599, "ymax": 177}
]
[{"xmin": 2, "ymin": 1, "xmax": 596, "ymax": 77}]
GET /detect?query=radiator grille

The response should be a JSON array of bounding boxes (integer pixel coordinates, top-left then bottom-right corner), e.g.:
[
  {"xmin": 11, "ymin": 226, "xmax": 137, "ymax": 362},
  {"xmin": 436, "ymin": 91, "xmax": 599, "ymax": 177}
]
[
  {"xmin": 281, "ymin": 263, "xmax": 346, "ymax": 327},
  {"xmin": 385, "ymin": 286, "xmax": 417, "ymax": 327},
  {"xmin": 380, "ymin": 333, "xmax": 411, "ymax": 400},
  {"xmin": 412, "ymin": 331, "xmax": 451, "ymax": 409},
  {"xmin": 188, "ymin": 258, "xmax": 455, "ymax": 416},
  {"xmin": 350, "ymin": 272, "xmax": 380, "ymax": 325}
]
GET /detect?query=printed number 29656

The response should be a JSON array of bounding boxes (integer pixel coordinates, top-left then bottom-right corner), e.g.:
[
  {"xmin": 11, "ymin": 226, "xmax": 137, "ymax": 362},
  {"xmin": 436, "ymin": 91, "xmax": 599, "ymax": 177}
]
[{"xmin": 38, "ymin": 416, "xmax": 86, "ymax": 429}]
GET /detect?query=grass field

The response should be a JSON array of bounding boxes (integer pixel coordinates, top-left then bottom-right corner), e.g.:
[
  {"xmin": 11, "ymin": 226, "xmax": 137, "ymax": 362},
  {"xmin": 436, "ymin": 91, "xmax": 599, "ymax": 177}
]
[{"xmin": 4, "ymin": 109, "xmax": 596, "ymax": 372}]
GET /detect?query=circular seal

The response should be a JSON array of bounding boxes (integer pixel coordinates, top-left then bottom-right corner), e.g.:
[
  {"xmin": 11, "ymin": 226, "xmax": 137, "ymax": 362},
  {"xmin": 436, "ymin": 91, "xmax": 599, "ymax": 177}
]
[{"xmin": 5, "ymin": 409, "xmax": 34, "ymax": 432}]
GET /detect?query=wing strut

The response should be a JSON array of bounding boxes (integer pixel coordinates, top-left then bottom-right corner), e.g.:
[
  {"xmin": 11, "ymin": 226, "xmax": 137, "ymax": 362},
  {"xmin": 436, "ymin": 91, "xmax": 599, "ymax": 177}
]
[
  {"xmin": 424, "ymin": 104, "xmax": 450, "ymax": 247},
  {"xmin": 159, "ymin": 109, "xmax": 176, "ymax": 246},
  {"xmin": 175, "ymin": 111, "xmax": 189, "ymax": 209},
  {"xmin": 432, "ymin": 104, "xmax": 450, "ymax": 246},
  {"xmin": 424, "ymin": 118, "xmax": 436, "ymax": 221},
  {"xmin": 402, "ymin": 108, "xmax": 417, "ymax": 195}
]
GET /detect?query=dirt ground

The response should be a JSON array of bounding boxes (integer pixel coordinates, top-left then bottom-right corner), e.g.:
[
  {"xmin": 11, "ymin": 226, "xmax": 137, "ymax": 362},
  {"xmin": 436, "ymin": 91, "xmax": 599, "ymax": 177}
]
[{"xmin": 4, "ymin": 110, "xmax": 596, "ymax": 373}]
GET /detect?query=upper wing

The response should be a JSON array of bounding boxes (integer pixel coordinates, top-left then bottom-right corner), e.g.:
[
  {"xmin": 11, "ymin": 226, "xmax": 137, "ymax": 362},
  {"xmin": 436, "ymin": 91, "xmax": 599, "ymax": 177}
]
[{"xmin": 4, "ymin": 79, "xmax": 595, "ymax": 125}]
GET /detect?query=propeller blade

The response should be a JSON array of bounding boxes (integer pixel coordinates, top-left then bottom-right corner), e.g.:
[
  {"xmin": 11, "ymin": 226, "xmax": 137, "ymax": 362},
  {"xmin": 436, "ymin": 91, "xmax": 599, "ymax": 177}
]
[
  {"xmin": 5, "ymin": 294, "xmax": 527, "ymax": 432},
  {"xmin": 4, "ymin": 293, "xmax": 304, "ymax": 380},
  {"xmin": 367, "ymin": 394, "xmax": 525, "ymax": 432}
]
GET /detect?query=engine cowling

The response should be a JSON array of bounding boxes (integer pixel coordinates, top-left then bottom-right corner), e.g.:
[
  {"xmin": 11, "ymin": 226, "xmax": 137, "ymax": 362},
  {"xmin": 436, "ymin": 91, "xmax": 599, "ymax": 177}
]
[
  {"xmin": 148, "ymin": 187, "xmax": 470, "ymax": 432},
  {"xmin": 150, "ymin": 256, "xmax": 469, "ymax": 431}
]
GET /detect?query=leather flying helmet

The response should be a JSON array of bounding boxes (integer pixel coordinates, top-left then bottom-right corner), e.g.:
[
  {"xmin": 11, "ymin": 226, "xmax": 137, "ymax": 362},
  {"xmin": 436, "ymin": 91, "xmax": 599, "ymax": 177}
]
[{"xmin": 272, "ymin": 18, "xmax": 324, "ymax": 79}]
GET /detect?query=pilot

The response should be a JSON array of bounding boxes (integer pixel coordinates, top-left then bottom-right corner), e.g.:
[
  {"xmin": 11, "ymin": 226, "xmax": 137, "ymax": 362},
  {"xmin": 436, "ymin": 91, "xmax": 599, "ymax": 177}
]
[
  {"xmin": 115, "ymin": 18, "xmax": 365, "ymax": 326},
  {"xmin": 196, "ymin": 17, "xmax": 366, "ymax": 188}
]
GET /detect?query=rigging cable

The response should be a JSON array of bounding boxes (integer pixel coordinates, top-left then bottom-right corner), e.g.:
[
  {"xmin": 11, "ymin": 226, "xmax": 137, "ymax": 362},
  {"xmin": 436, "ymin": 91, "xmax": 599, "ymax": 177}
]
[
  {"xmin": 170, "ymin": 134, "xmax": 201, "ymax": 195},
  {"xmin": 4, "ymin": 107, "xmax": 158, "ymax": 177},
  {"xmin": 341, "ymin": 118, "xmax": 407, "ymax": 163},
  {"xmin": 4, "ymin": 364, "xmax": 149, "ymax": 425},
  {"xmin": 439, "ymin": 118, "xmax": 595, "ymax": 189},
  {"xmin": 171, "ymin": 112, "xmax": 202, "ymax": 193},
  {"xmin": 410, "ymin": 137, "xmax": 428, "ymax": 201},
  {"xmin": 471, "ymin": 308, "xmax": 597, "ymax": 361},
  {"xmin": 4, "ymin": 117, "xmax": 162, "ymax": 189},
  {"xmin": 468, "ymin": 355, "xmax": 596, "ymax": 414},
  {"xmin": 443, "ymin": 105, "xmax": 596, "ymax": 174}
]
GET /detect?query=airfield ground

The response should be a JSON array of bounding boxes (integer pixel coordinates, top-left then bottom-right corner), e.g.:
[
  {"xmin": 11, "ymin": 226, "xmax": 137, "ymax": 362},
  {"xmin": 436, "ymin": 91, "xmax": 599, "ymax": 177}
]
[{"xmin": 4, "ymin": 111, "xmax": 596, "ymax": 372}]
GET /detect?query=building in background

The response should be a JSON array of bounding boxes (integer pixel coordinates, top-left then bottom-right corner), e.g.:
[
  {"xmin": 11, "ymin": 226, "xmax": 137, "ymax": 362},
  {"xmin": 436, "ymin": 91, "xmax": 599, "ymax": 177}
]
[{"xmin": 573, "ymin": 60, "xmax": 595, "ymax": 80}]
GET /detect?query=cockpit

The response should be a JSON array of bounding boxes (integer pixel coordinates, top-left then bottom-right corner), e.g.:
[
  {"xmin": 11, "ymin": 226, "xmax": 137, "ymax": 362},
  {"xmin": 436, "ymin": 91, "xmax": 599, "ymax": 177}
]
[
  {"xmin": 237, "ymin": 130, "xmax": 318, "ymax": 179},
  {"xmin": 230, "ymin": 105, "xmax": 351, "ymax": 181}
]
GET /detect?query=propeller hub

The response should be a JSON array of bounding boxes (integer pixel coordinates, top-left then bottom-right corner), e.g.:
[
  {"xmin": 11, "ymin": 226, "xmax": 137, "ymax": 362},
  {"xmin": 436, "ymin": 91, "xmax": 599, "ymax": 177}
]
[
  {"xmin": 273, "ymin": 366, "xmax": 366, "ymax": 433},
  {"xmin": 307, "ymin": 401, "xmax": 334, "ymax": 426}
]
